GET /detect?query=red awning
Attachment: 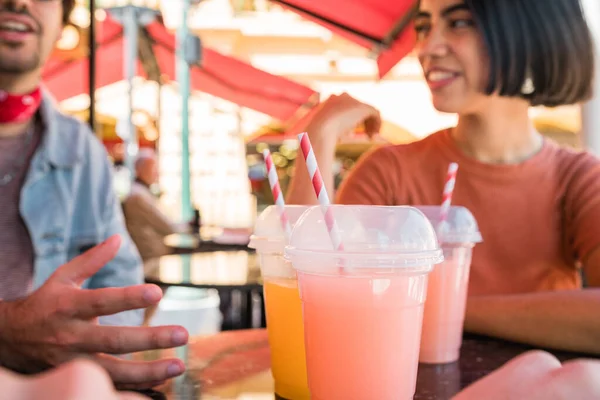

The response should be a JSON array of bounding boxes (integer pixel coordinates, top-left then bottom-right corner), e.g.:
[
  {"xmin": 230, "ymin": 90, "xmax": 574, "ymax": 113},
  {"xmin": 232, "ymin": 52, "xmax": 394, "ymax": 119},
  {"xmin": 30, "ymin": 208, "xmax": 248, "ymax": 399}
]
[
  {"xmin": 43, "ymin": 36, "xmax": 125, "ymax": 102},
  {"xmin": 43, "ymin": 17, "xmax": 318, "ymax": 121},
  {"xmin": 271, "ymin": 0, "xmax": 417, "ymax": 78},
  {"xmin": 145, "ymin": 22, "xmax": 318, "ymax": 122}
]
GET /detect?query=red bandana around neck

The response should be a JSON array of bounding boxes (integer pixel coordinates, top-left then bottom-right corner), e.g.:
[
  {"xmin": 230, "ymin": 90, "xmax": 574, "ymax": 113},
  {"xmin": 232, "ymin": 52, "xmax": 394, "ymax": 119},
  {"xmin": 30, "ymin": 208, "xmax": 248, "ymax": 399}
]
[{"xmin": 0, "ymin": 87, "xmax": 43, "ymax": 124}]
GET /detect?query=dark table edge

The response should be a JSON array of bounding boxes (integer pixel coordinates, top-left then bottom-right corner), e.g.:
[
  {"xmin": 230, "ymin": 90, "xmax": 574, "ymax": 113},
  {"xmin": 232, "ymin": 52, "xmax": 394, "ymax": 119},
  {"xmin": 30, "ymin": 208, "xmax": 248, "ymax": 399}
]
[{"xmin": 144, "ymin": 278, "xmax": 263, "ymax": 291}]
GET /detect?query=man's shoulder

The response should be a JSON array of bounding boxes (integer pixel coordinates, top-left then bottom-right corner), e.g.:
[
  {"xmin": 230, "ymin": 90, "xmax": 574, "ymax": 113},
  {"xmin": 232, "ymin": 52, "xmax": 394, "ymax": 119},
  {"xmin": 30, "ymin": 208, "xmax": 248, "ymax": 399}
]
[
  {"xmin": 42, "ymin": 104, "xmax": 113, "ymax": 194},
  {"xmin": 52, "ymin": 109, "xmax": 85, "ymax": 131},
  {"xmin": 53, "ymin": 111, "xmax": 105, "ymax": 155},
  {"xmin": 125, "ymin": 183, "xmax": 153, "ymax": 202},
  {"xmin": 40, "ymin": 94, "xmax": 107, "ymax": 165},
  {"xmin": 123, "ymin": 183, "xmax": 158, "ymax": 209}
]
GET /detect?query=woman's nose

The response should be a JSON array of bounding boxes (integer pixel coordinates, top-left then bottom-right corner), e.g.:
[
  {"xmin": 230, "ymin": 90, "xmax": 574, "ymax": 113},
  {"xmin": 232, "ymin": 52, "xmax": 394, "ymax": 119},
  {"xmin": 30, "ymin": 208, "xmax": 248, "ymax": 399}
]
[{"xmin": 417, "ymin": 29, "xmax": 450, "ymax": 59}]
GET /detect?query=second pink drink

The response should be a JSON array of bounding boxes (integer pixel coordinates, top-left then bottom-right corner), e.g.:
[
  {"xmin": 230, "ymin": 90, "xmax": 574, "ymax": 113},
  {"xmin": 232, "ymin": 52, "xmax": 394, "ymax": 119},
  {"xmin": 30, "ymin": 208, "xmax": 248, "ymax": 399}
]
[{"xmin": 416, "ymin": 206, "xmax": 482, "ymax": 364}]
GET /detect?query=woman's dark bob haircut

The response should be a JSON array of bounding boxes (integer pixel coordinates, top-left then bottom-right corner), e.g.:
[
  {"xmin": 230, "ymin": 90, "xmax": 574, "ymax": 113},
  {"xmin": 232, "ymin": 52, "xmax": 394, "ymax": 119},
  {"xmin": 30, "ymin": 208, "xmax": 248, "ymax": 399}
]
[
  {"xmin": 461, "ymin": 0, "xmax": 594, "ymax": 106},
  {"xmin": 63, "ymin": 0, "xmax": 76, "ymax": 25}
]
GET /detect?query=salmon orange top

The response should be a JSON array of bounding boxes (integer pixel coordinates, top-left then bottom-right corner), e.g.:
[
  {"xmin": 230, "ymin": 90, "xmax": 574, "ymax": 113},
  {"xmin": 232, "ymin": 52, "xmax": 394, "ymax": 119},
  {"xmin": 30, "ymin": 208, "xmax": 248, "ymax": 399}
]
[{"xmin": 336, "ymin": 130, "xmax": 600, "ymax": 296}]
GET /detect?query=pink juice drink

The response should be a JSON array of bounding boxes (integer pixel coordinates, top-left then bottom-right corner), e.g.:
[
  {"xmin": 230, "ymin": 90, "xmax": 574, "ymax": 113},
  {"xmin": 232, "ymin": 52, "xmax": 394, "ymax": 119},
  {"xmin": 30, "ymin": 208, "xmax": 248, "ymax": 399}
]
[
  {"xmin": 416, "ymin": 206, "xmax": 482, "ymax": 365},
  {"xmin": 298, "ymin": 270, "xmax": 428, "ymax": 400},
  {"xmin": 286, "ymin": 206, "xmax": 443, "ymax": 400},
  {"xmin": 420, "ymin": 246, "xmax": 473, "ymax": 364}
]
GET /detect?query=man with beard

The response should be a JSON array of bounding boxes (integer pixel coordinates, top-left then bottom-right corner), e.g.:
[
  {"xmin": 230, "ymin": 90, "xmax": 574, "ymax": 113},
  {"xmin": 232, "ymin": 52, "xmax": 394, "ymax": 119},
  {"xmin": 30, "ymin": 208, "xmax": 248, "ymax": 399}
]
[{"xmin": 0, "ymin": 0, "xmax": 188, "ymax": 389}]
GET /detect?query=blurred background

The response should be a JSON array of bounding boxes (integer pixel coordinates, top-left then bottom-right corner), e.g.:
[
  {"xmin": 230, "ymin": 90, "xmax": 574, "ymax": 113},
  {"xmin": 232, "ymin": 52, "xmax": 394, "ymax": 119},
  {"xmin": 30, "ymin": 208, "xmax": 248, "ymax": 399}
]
[{"xmin": 44, "ymin": 0, "xmax": 588, "ymax": 232}]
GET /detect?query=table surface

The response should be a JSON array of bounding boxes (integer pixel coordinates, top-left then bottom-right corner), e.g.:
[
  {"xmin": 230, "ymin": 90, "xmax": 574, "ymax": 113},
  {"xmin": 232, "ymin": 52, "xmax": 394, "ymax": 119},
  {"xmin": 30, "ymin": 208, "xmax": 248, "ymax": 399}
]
[
  {"xmin": 164, "ymin": 233, "xmax": 201, "ymax": 250},
  {"xmin": 144, "ymin": 251, "xmax": 262, "ymax": 290},
  {"xmin": 164, "ymin": 230, "xmax": 252, "ymax": 254},
  {"xmin": 138, "ymin": 329, "xmax": 593, "ymax": 400}
]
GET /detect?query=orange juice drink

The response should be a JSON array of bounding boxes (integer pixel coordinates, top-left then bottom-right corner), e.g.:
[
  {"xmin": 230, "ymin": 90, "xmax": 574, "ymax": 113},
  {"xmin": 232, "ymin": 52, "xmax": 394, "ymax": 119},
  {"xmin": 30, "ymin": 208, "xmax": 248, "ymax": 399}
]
[
  {"xmin": 263, "ymin": 275, "xmax": 309, "ymax": 399},
  {"xmin": 249, "ymin": 205, "xmax": 311, "ymax": 400},
  {"xmin": 416, "ymin": 206, "xmax": 482, "ymax": 364},
  {"xmin": 285, "ymin": 205, "xmax": 443, "ymax": 400}
]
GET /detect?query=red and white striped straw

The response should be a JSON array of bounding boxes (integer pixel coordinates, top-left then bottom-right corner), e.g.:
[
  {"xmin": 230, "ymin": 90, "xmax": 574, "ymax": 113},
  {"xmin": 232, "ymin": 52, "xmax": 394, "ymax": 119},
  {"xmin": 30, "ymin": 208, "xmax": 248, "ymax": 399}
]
[
  {"xmin": 297, "ymin": 132, "xmax": 344, "ymax": 251},
  {"xmin": 439, "ymin": 162, "xmax": 459, "ymax": 232},
  {"xmin": 263, "ymin": 149, "xmax": 292, "ymax": 239}
]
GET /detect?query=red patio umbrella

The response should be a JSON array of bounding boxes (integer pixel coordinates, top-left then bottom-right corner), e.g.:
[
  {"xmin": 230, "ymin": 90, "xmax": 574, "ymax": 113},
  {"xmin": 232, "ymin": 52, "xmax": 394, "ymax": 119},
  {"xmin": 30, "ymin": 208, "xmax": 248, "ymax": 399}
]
[
  {"xmin": 145, "ymin": 21, "xmax": 318, "ymax": 122},
  {"xmin": 43, "ymin": 17, "xmax": 318, "ymax": 121},
  {"xmin": 43, "ymin": 33, "xmax": 125, "ymax": 102},
  {"xmin": 270, "ymin": 0, "xmax": 418, "ymax": 78}
]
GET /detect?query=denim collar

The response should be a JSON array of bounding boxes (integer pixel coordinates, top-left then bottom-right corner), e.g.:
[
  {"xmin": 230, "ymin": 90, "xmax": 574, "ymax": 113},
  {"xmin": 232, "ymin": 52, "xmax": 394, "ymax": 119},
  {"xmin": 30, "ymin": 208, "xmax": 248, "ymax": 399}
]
[{"xmin": 36, "ymin": 89, "xmax": 84, "ymax": 169}]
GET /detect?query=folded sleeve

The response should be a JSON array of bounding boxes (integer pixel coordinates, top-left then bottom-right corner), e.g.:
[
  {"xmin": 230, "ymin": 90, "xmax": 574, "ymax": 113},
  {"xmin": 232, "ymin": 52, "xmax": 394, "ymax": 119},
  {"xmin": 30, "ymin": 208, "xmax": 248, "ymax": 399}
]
[{"xmin": 565, "ymin": 152, "xmax": 600, "ymax": 263}]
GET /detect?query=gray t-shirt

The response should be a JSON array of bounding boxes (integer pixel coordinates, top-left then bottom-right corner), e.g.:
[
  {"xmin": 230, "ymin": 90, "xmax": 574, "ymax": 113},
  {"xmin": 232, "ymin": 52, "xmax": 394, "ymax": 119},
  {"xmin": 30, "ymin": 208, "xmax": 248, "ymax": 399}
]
[{"xmin": 0, "ymin": 121, "xmax": 41, "ymax": 300}]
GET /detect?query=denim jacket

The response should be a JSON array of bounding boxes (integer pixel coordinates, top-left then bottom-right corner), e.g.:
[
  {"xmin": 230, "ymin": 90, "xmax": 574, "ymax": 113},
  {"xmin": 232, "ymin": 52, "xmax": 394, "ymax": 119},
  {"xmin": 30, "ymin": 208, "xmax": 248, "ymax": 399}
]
[{"xmin": 21, "ymin": 91, "xmax": 143, "ymax": 326}]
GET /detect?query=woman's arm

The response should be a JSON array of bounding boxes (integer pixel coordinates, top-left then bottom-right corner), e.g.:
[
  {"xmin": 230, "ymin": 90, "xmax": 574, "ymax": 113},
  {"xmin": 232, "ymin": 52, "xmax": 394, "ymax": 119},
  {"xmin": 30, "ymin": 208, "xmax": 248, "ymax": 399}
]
[
  {"xmin": 464, "ymin": 285, "xmax": 600, "ymax": 355},
  {"xmin": 465, "ymin": 244, "xmax": 600, "ymax": 355},
  {"xmin": 464, "ymin": 153, "xmax": 600, "ymax": 355},
  {"xmin": 285, "ymin": 93, "xmax": 381, "ymax": 205}
]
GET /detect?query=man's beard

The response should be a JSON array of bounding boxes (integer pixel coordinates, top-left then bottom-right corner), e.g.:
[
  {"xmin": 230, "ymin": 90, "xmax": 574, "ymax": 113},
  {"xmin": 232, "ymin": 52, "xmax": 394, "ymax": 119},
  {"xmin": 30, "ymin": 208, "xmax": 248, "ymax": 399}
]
[
  {"xmin": 0, "ymin": 42, "xmax": 41, "ymax": 74},
  {"xmin": 0, "ymin": 2, "xmax": 43, "ymax": 75}
]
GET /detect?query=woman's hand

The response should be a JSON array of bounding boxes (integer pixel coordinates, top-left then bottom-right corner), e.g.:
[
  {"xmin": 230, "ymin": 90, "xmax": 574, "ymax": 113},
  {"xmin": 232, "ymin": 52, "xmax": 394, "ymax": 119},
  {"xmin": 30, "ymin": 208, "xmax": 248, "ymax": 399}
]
[{"xmin": 304, "ymin": 93, "xmax": 381, "ymax": 146}]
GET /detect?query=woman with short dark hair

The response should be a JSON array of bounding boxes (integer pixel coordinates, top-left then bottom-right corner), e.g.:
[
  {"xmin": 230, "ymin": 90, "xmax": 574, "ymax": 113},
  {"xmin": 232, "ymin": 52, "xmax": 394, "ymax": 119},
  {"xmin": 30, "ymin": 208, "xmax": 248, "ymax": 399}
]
[{"xmin": 286, "ymin": 0, "xmax": 600, "ymax": 355}]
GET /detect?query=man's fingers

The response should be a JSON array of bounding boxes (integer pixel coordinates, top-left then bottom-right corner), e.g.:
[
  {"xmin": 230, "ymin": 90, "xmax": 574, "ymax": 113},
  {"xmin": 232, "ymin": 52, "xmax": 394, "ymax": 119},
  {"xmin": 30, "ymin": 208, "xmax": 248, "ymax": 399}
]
[
  {"xmin": 53, "ymin": 235, "xmax": 122, "ymax": 286},
  {"xmin": 95, "ymin": 354, "xmax": 186, "ymax": 385},
  {"xmin": 76, "ymin": 284, "xmax": 163, "ymax": 319},
  {"xmin": 75, "ymin": 325, "xmax": 188, "ymax": 354}
]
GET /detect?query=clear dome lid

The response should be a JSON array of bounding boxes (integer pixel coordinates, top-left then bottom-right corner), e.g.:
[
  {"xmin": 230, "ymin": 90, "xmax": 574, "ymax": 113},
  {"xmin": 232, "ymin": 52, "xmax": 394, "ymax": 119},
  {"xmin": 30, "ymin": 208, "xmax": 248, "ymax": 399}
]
[
  {"xmin": 285, "ymin": 205, "xmax": 443, "ymax": 270},
  {"xmin": 248, "ymin": 205, "xmax": 310, "ymax": 253},
  {"xmin": 415, "ymin": 206, "xmax": 482, "ymax": 245}
]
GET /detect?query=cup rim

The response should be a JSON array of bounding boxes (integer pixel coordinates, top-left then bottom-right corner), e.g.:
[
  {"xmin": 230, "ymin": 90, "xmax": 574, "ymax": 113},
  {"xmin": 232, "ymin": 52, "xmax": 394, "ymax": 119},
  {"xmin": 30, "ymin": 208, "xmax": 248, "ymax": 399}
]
[{"xmin": 285, "ymin": 246, "xmax": 444, "ymax": 269}]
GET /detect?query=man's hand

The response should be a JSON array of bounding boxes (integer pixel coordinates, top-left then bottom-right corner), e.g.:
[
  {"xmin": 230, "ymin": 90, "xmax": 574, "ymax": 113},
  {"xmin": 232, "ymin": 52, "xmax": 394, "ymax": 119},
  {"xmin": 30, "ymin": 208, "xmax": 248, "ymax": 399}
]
[
  {"xmin": 0, "ymin": 235, "xmax": 188, "ymax": 388},
  {"xmin": 453, "ymin": 351, "xmax": 600, "ymax": 400},
  {"xmin": 1, "ymin": 359, "xmax": 146, "ymax": 399}
]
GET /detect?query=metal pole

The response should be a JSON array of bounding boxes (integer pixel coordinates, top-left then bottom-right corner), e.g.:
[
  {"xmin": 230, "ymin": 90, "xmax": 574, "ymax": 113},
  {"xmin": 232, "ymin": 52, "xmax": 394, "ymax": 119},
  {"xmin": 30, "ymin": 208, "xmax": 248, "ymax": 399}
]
[
  {"xmin": 123, "ymin": 6, "xmax": 139, "ymax": 183},
  {"xmin": 88, "ymin": 0, "xmax": 96, "ymax": 133},
  {"xmin": 177, "ymin": 0, "xmax": 193, "ymax": 222},
  {"xmin": 175, "ymin": 1, "xmax": 192, "ymax": 373},
  {"xmin": 581, "ymin": 0, "xmax": 600, "ymax": 155}
]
